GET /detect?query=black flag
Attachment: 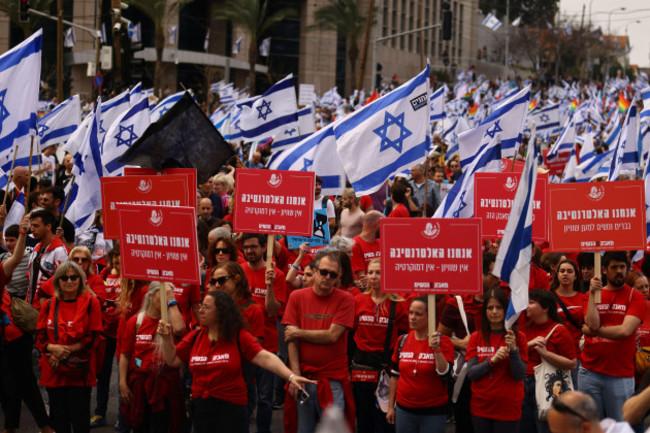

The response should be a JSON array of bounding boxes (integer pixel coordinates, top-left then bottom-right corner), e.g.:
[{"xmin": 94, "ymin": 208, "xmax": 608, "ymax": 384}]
[{"xmin": 118, "ymin": 92, "xmax": 235, "ymax": 184}]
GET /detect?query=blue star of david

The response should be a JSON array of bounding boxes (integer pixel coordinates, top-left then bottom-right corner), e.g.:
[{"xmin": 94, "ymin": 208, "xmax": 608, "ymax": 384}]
[
  {"xmin": 539, "ymin": 113, "xmax": 550, "ymax": 123},
  {"xmin": 373, "ymin": 112, "xmax": 412, "ymax": 153},
  {"xmin": 0, "ymin": 90, "xmax": 10, "ymax": 134},
  {"xmin": 285, "ymin": 128, "xmax": 297, "ymax": 136},
  {"xmin": 38, "ymin": 124, "xmax": 49, "ymax": 138},
  {"xmin": 302, "ymin": 158, "xmax": 313, "ymax": 171},
  {"xmin": 114, "ymin": 124, "xmax": 138, "ymax": 148},
  {"xmin": 484, "ymin": 120, "xmax": 503, "ymax": 139},
  {"xmin": 98, "ymin": 119, "xmax": 106, "ymax": 134},
  {"xmin": 452, "ymin": 191, "xmax": 467, "ymax": 218},
  {"xmin": 257, "ymin": 100, "xmax": 272, "ymax": 121},
  {"xmin": 233, "ymin": 119, "xmax": 241, "ymax": 130}
]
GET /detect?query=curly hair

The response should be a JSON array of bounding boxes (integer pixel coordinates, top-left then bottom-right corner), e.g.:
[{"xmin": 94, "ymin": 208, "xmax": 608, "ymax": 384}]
[
  {"xmin": 213, "ymin": 261, "xmax": 252, "ymax": 301},
  {"xmin": 205, "ymin": 290, "xmax": 245, "ymax": 342},
  {"xmin": 544, "ymin": 369, "xmax": 571, "ymax": 401}
]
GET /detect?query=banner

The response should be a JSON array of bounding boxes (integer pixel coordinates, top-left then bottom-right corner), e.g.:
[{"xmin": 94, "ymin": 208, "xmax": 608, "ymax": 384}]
[
  {"xmin": 501, "ymin": 158, "xmax": 525, "ymax": 173},
  {"xmin": 543, "ymin": 148, "xmax": 572, "ymax": 176},
  {"xmin": 101, "ymin": 174, "xmax": 192, "ymax": 238},
  {"xmin": 474, "ymin": 172, "xmax": 548, "ymax": 241},
  {"xmin": 286, "ymin": 209, "xmax": 330, "ymax": 249},
  {"xmin": 380, "ymin": 218, "xmax": 482, "ymax": 295},
  {"xmin": 233, "ymin": 169, "xmax": 315, "ymax": 236},
  {"xmin": 123, "ymin": 167, "xmax": 197, "ymax": 207},
  {"xmin": 117, "ymin": 204, "xmax": 200, "ymax": 284},
  {"xmin": 548, "ymin": 181, "xmax": 646, "ymax": 252}
]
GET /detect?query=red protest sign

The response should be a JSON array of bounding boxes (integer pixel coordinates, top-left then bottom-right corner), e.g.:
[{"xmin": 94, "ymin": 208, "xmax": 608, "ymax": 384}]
[
  {"xmin": 117, "ymin": 204, "xmax": 200, "ymax": 285},
  {"xmin": 543, "ymin": 148, "xmax": 573, "ymax": 176},
  {"xmin": 501, "ymin": 158, "xmax": 525, "ymax": 173},
  {"xmin": 474, "ymin": 172, "xmax": 548, "ymax": 241},
  {"xmin": 380, "ymin": 218, "xmax": 482, "ymax": 295},
  {"xmin": 124, "ymin": 167, "xmax": 197, "ymax": 209},
  {"xmin": 548, "ymin": 181, "xmax": 646, "ymax": 252},
  {"xmin": 101, "ymin": 175, "xmax": 192, "ymax": 239},
  {"xmin": 233, "ymin": 169, "xmax": 315, "ymax": 236}
]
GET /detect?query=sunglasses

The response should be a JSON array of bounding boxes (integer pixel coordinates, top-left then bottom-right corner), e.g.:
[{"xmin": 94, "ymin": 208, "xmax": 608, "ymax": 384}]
[
  {"xmin": 210, "ymin": 276, "xmax": 231, "ymax": 286},
  {"xmin": 72, "ymin": 257, "xmax": 89, "ymax": 263},
  {"xmin": 60, "ymin": 275, "xmax": 80, "ymax": 282},
  {"xmin": 317, "ymin": 268, "xmax": 338, "ymax": 279},
  {"xmin": 551, "ymin": 400, "xmax": 588, "ymax": 422},
  {"xmin": 215, "ymin": 248, "xmax": 230, "ymax": 255}
]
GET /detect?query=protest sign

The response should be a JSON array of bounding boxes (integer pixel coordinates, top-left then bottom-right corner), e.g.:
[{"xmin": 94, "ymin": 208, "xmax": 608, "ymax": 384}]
[
  {"xmin": 501, "ymin": 158, "xmax": 525, "ymax": 173},
  {"xmin": 474, "ymin": 172, "xmax": 548, "ymax": 241},
  {"xmin": 543, "ymin": 148, "xmax": 572, "ymax": 176},
  {"xmin": 101, "ymin": 174, "xmax": 192, "ymax": 238},
  {"xmin": 233, "ymin": 169, "xmax": 315, "ymax": 236},
  {"xmin": 286, "ymin": 209, "xmax": 330, "ymax": 249},
  {"xmin": 548, "ymin": 180, "xmax": 646, "ymax": 252},
  {"xmin": 380, "ymin": 218, "xmax": 482, "ymax": 295},
  {"xmin": 117, "ymin": 204, "xmax": 200, "ymax": 285},
  {"xmin": 298, "ymin": 84, "xmax": 315, "ymax": 107},
  {"xmin": 124, "ymin": 167, "xmax": 197, "ymax": 209}
]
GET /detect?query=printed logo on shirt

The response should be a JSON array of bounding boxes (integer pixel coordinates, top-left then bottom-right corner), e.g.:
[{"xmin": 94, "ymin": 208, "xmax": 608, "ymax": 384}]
[
  {"xmin": 191, "ymin": 356, "xmax": 208, "ymax": 363},
  {"xmin": 67, "ymin": 321, "xmax": 74, "ymax": 327},
  {"xmin": 136, "ymin": 334, "xmax": 153, "ymax": 342},
  {"xmin": 358, "ymin": 315, "xmax": 388, "ymax": 325},
  {"xmin": 304, "ymin": 313, "xmax": 333, "ymax": 321},
  {"xmin": 418, "ymin": 353, "xmax": 434, "ymax": 360},
  {"xmin": 211, "ymin": 354, "xmax": 230, "ymax": 362},
  {"xmin": 596, "ymin": 303, "xmax": 628, "ymax": 313},
  {"xmin": 400, "ymin": 352, "xmax": 414, "ymax": 359},
  {"xmin": 364, "ymin": 252, "xmax": 379, "ymax": 260},
  {"xmin": 253, "ymin": 287, "xmax": 267, "ymax": 297}
]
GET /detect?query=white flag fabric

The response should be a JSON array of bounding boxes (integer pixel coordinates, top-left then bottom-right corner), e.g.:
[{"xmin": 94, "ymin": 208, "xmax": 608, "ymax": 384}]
[
  {"xmin": 482, "ymin": 13, "xmax": 502, "ymax": 31},
  {"xmin": 232, "ymin": 36, "xmax": 242, "ymax": 54},
  {"xmin": 641, "ymin": 87, "xmax": 650, "ymax": 121},
  {"xmin": 4, "ymin": 190, "xmax": 24, "ymax": 229},
  {"xmin": 334, "ymin": 65, "xmax": 431, "ymax": 196},
  {"xmin": 259, "ymin": 37, "xmax": 270, "ymax": 56},
  {"xmin": 430, "ymin": 85, "xmax": 446, "ymax": 122},
  {"xmin": 168, "ymin": 26, "xmax": 178, "ymax": 45},
  {"xmin": 131, "ymin": 22, "xmax": 141, "ymax": 44},
  {"xmin": 204, "ymin": 29, "xmax": 210, "ymax": 52},
  {"xmin": 37, "ymin": 94, "xmax": 81, "ymax": 149},
  {"xmin": 511, "ymin": 16, "xmax": 522, "ymax": 27},
  {"xmin": 528, "ymin": 103, "xmax": 560, "ymax": 135},
  {"xmin": 64, "ymin": 27, "xmax": 76, "ymax": 48},
  {"xmin": 101, "ymin": 97, "xmax": 150, "ymax": 176},
  {"xmin": 546, "ymin": 116, "xmax": 576, "ymax": 162},
  {"xmin": 298, "ymin": 106, "xmax": 316, "ymax": 139},
  {"xmin": 561, "ymin": 145, "xmax": 579, "ymax": 183},
  {"xmin": 150, "ymin": 90, "xmax": 185, "ymax": 122},
  {"xmin": 609, "ymin": 104, "xmax": 639, "ymax": 181}
]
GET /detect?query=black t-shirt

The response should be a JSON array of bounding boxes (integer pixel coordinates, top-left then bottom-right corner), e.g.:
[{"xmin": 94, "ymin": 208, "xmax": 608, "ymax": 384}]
[{"xmin": 59, "ymin": 216, "xmax": 75, "ymax": 244}]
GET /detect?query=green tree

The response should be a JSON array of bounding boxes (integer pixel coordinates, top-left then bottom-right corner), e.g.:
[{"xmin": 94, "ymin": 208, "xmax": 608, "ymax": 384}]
[
  {"xmin": 215, "ymin": 0, "xmax": 296, "ymax": 95},
  {"xmin": 312, "ymin": 0, "xmax": 367, "ymax": 95}
]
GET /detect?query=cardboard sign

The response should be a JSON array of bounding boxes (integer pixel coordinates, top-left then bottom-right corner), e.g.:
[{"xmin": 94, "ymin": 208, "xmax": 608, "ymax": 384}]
[
  {"xmin": 117, "ymin": 204, "xmax": 200, "ymax": 284},
  {"xmin": 380, "ymin": 218, "xmax": 482, "ymax": 295},
  {"xmin": 124, "ymin": 167, "xmax": 197, "ymax": 208},
  {"xmin": 233, "ymin": 169, "xmax": 315, "ymax": 236},
  {"xmin": 543, "ymin": 148, "xmax": 573, "ymax": 176},
  {"xmin": 286, "ymin": 209, "xmax": 330, "ymax": 249},
  {"xmin": 298, "ymin": 84, "xmax": 315, "ymax": 107},
  {"xmin": 501, "ymin": 158, "xmax": 525, "ymax": 173},
  {"xmin": 101, "ymin": 175, "xmax": 192, "ymax": 239},
  {"xmin": 548, "ymin": 180, "xmax": 646, "ymax": 252},
  {"xmin": 474, "ymin": 172, "xmax": 548, "ymax": 241}
]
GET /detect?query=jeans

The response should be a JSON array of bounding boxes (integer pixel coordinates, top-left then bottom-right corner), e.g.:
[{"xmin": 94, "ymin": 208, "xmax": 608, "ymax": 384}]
[
  {"xmin": 578, "ymin": 365, "xmax": 635, "ymax": 421},
  {"xmin": 297, "ymin": 381, "xmax": 345, "ymax": 433},
  {"xmin": 519, "ymin": 375, "xmax": 550, "ymax": 433},
  {"xmin": 47, "ymin": 386, "xmax": 92, "ymax": 433},
  {"xmin": 255, "ymin": 367, "xmax": 275, "ymax": 433},
  {"xmin": 95, "ymin": 335, "xmax": 117, "ymax": 417},
  {"xmin": 395, "ymin": 405, "xmax": 446, "ymax": 433}
]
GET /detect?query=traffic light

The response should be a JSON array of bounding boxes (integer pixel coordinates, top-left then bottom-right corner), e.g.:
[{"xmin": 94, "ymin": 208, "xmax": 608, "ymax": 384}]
[
  {"xmin": 18, "ymin": 0, "xmax": 29, "ymax": 23},
  {"xmin": 441, "ymin": 2, "xmax": 452, "ymax": 41}
]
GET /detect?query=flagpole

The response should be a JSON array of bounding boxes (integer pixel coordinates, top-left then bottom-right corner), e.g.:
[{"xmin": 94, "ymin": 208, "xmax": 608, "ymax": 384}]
[
  {"xmin": 25, "ymin": 137, "xmax": 34, "ymax": 200},
  {"xmin": 428, "ymin": 294, "xmax": 436, "ymax": 338},
  {"xmin": 594, "ymin": 252, "xmax": 601, "ymax": 303},
  {"xmin": 265, "ymin": 234, "xmax": 274, "ymax": 284},
  {"xmin": 2, "ymin": 145, "xmax": 19, "ymax": 207},
  {"xmin": 59, "ymin": 175, "xmax": 75, "ymax": 228},
  {"xmin": 160, "ymin": 282, "xmax": 168, "ymax": 324}
]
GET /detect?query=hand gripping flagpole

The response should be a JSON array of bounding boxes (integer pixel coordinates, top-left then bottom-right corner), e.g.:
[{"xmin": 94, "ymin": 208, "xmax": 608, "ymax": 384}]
[{"xmin": 2, "ymin": 145, "xmax": 19, "ymax": 207}]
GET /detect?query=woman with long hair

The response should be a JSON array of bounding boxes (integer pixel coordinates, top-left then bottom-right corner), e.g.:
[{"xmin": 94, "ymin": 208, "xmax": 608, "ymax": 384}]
[
  {"xmin": 627, "ymin": 269, "xmax": 649, "ymax": 300},
  {"xmin": 39, "ymin": 246, "xmax": 106, "ymax": 302},
  {"xmin": 550, "ymin": 260, "xmax": 585, "ymax": 365},
  {"xmin": 158, "ymin": 291, "xmax": 314, "ymax": 433},
  {"xmin": 520, "ymin": 290, "xmax": 577, "ymax": 433},
  {"xmin": 386, "ymin": 296, "xmax": 454, "ymax": 433},
  {"xmin": 465, "ymin": 288, "xmax": 527, "ymax": 433},
  {"xmin": 118, "ymin": 282, "xmax": 186, "ymax": 432}
]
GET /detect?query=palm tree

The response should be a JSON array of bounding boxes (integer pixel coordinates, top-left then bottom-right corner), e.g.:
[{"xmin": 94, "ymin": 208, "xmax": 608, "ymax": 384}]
[
  {"xmin": 124, "ymin": 0, "xmax": 192, "ymax": 94},
  {"xmin": 313, "ymin": 0, "xmax": 367, "ymax": 96},
  {"xmin": 214, "ymin": 0, "xmax": 296, "ymax": 95}
]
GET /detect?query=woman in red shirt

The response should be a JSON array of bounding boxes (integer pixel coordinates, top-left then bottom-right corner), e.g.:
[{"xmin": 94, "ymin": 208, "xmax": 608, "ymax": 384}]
[
  {"xmin": 352, "ymin": 258, "xmax": 408, "ymax": 433},
  {"xmin": 205, "ymin": 236, "xmax": 239, "ymax": 290},
  {"xmin": 386, "ymin": 296, "xmax": 454, "ymax": 433},
  {"xmin": 158, "ymin": 290, "xmax": 313, "ymax": 433},
  {"xmin": 521, "ymin": 289, "xmax": 577, "ymax": 433},
  {"xmin": 118, "ymin": 282, "xmax": 186, "ymax": 432},
  {"xmin": 35, "ymin": 261, "xmax": 103, "ymax": 433},
  {"xmin": 39, "ymin": 246, "xmax": 107, "ymax": 302},
  {"xmin": 465, "ymin": 288, "xmax": 527, "ymax": 433}
]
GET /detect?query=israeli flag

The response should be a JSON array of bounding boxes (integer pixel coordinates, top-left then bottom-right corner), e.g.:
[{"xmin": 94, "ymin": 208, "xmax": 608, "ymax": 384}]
[
  {"xmin": 576, "ymin": 150, "xmax": 614, "ymax": 182},
  {"xmin": 321, "ymin": 87, "xmax": 342, "ymax": 109},
  {"xmin": 168, "ymin": 26, "xmax": 178, "ymax": 45},
  {"xmin": 561, "ymin": 145, "xmax": 579, "ymax": 183},
  {"xmin": 546, "ymin": 117, "xmax": 576, "ymax": 162},
  {"xmin": 482, "ymin": 13, "xmax": 502, "ymax": 31},
  {"xmin": 96, "ymin": 89, "xmax": 131, "ymax": 144},
  {"xmin": 640, "ymin": 87, "xmax": 650, "ymax": 121},
  {"xmin": 259, "ymin": 37, "xmax": 270, "ymax": 57},
  {"xmin": 204, "ymin": 29, "xmax": 210, "ymax": 52},
  {"xmin": 129, "ymin": 82, "xmax": 142, "ymax": 102},
  {"xmin": 528, "ymin": 103, "xmax": 560, "ymax": 134},
  {"xmin": 578, "ymin": 131, "xmax": 596, "ymax": 163},
  {"xmin": 131, "ymin": 23, "xmax": 141, "ymax": 44},
  {"xmin": 298, "ymin": 106, "xmax": 316, "ymax": 139},
  {"xmin": 218, "ymin": 83, "xmax": 235, "ymax": 106},
  {"xmin": 210, "ymin": 106, "xmax": 227, "ymax": 129},
  {"xmin": 4, "ymin": 189, "xmax": 24, "ymax": 229},
  {"xmin": 641, "ymin": 122, "xmax": 650, "ymax": 166},
  {"xmin": 434, "ymin": 134, "xmax": 502, "ymax": 218},
  {"xmin": 101, "ymin": 97, "xmax": 150, "ymax": 176},
  {"xmin": 334, "ymin": 65, "xmax": 431, "ymax": 196},
  {"xmin": 0, "ymin": 29, "xmax": 42, "ymax": 171},
  {"xmin": 603, "ymin": 112, "xmax": 622, "ymax": 149},
  {"xmin": 151, "ymin": 90, "xmax": 184, "ymax": 122},
  {"xmin": 101, "ymin": 23, "xmax": 107, "ymax": 44},
  {"xmin": 64, "ymin": 27, "xmax": 76, "ymax": 48},
  {"xmin": 223, "ymin": 106, "xmax": 242, "ymax": 142},
  {"xmin": 443, "ymin": 113, "xmax": 469, "ymax": 161},
  {"xmin": 493, "ymin": 129, "xmax": 538, "ymax": 330},
  {"xmin": 457, "ymin": 86, "xmax": 529, "ymax": 167},
  {"xmin": 268, "ymin": 123, "xmax": 345, "ymax": 195},
  {"xmin": 63, "ymin": 111, "xmax": 93, "ymax": 157},
  {"xmin": 37, "ymin": 94, "xmax": 81, "ymax": 149},
  {"xmin": 642, "ymin": 151, "xmax": 650, "ymax": 246},
  {"xmin": 232, "ymin": 36, "xmax": 242, "ymax": 55},
  {"xmin": 430, "ymin": 85, "xmax": 446, "ymax": 122},
  {"xmin": 609, "ymin": 104, "xmax": 639, "ymax": 181},
  {"xmin": 239, "ymin": 74, "xmax": 298, "ymax": 143}
]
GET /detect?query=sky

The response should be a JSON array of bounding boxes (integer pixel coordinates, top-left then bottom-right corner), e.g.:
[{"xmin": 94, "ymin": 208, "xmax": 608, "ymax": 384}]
[{"xmin": 560, "ymin": 0, "xmax": 650, "ymax": 68}]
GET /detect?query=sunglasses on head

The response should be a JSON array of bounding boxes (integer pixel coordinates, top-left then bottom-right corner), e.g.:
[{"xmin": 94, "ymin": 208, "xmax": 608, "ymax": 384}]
[
  {"xmin": 72, "ymin": 257, "xmax": 89, "ymax": 263},
  {"xmin": 317, "ymin": 268, "xmax": 338, "ymax": 279},
  {"xmin": 60, "ymin": 275, "xmax": 80, "ymax": 282},
  {"xmin": 551, "ymin": 399, "xmax": 588, "ymax": 422},
  {"xmin": 210, "ymin": 276, "xmax": 231, "ymax": 286},
  {"xmin": 215, "ymin": 248, "xmax": 230, "ymax": 255}
]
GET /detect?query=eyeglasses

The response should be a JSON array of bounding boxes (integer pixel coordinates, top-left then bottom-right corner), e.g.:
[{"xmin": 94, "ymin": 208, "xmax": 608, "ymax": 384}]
[
  {"xmin": 210, "ymin": 276, "xmax": 231, "ymax": 286},
  {"xmin": 60, "ymin": 275, "xmax": 80, "ymax": 282},
  {"xmin": 72, "ymin": 257, "xmax": 89, "ymax": 263},
  {"xmin": 317, "ymin": 269, "xmax": 338, "ymax": 279},
  {"xmin": 215, "ymin": 248, "xmax": 230, "ymax": 255},
  {"xmin": 551, "ymin": 400, "xmax": 588, "ymax": 423}
]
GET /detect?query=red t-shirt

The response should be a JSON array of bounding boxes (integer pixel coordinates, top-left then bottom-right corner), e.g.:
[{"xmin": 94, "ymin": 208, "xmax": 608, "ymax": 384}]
[
  {"xmin": 555, "ymin": 291, "xmax": 586, "ymax": 352},
  {"xmin": 175, "ymin": 328, "xmax": 263, "ymax": 405},
  {"xmin": 524, "ymin": 321, "xmax": 576, "ymax": 375},
  {"xmin": 465, "ymin": 330, "xmax": 528, "ymax": 421},
  {"xmin": 391, "ymin": 331, "xmax": 454, "ymax": 408},
  {"xmin": 172, "ymin": 283, "xmax": 202, "ymax": 329},
  {"xmin": 440, "ymin": 295, "xmax": 483, "ymax": 338},
  {"xmin": 102, "ymin": 274, "xmax": 121, "ymax": 338},
  {"xmin": 115, "ymin": 283, "xmax": 148, "ymax": 359},
  {"xmin": 339, "ymin": 286, "xmax": 362, "ymax": 297},
  {"xmin": 282, "ymin": 287, "xmax": 355, "ymax": 377},
  {"xmin": 388, "ymin": 203, "xmax": 410, "ymax": 218},
  {"xmin": 529, "ymin": 263, "xmax": 551, "ymax": 291},
  {"xmin": 581, "ymin": 285, "xmax": 647, "ymax": 378},
  {"xmin": 635, "ymin": 300, "xmax": 650, "ymax": 382},
  {"xmin": 119, "ymin": 313, "xmax": 162, "ymax": 370},
  {"xmin": 350, "ymin": 236, "xmax": 380, "ymax": 274},
  {"xmin": 0, "ymin": 264, "xmax": 22, "ymax": 342},
  {"xmin": 239, "ymin": 299, "xmax": 265, "ymax": 340},
  {"xmin": 353, "ymin": 294, "xmax": 408, "ymax": 353},
  {"xmin": 243, "ymin": 263, "xmax": 287, "ymax": 352}
]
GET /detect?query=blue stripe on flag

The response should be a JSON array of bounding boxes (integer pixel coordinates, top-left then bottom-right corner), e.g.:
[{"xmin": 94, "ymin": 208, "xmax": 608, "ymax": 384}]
[
  {"xmin": 241, "ymin": 112, "xmax": 298, "ymax": 139},
  {"xmin": 0, "ymin": 34, "xmax": 41, "ymax": 73},
  {"xmin": 40, "ymin": 125, "xmax": 78, "ymax": 143}
]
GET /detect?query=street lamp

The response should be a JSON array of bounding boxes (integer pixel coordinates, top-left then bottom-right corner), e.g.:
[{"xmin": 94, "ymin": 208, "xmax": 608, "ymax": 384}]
[
  {"xmin": 606, "ymin": 7, "xmax": 626, "ymax": 80},
  {"xmin": 625, "ymin": 20, "xmax": 641, "ymax": 34}
]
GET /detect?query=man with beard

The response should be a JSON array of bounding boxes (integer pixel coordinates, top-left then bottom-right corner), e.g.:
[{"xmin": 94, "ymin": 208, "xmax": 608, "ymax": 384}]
[
  {"xmin": 581, "ymin": 251, "xmax": 646, "ymax": 420},
  {"xmin": 336, "ymin": 188, "xmax": 364, "ymax": 238},
  {"xmin": 350, "ymin": 211, "xmax": 383, "ymax": 290}
]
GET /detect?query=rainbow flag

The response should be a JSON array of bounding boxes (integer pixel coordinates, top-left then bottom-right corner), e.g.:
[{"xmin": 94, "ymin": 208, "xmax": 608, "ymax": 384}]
[
  {"xmin": 528, "ymin": 99, "xmax": 538, "ymax": 111},
  {"xmin": 468, "ymin": 102, "xmax": 478, "ymax": 116},
  {"xmin": 618, "ymin": 93, "xmax": 630, "ymax": 113},
  {"xmin": 569, "ymin": 99, "xmax": 578, "ymax": 112}
]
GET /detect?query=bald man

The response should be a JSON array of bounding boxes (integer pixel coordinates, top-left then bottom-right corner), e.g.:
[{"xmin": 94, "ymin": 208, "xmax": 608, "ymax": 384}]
[
  {"xmin": 548, "ymin": 391, "xmax": 634, "ymax": 433},
  {"xmin": 198, "ymin": 198, "xmax": 217, "ymax": 227},
  {"xmin": 5, "ymin": 166, "xmax": 29, "ymax": 211}
]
